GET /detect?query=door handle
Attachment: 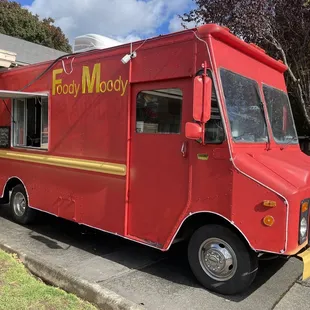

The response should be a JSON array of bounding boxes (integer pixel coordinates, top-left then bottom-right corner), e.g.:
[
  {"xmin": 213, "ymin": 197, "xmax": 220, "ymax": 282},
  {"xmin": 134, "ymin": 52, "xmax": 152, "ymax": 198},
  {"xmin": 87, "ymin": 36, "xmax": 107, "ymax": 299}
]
[{"xmin": 181, "ymin": 142, "xmax": 187, "ymax": 158}]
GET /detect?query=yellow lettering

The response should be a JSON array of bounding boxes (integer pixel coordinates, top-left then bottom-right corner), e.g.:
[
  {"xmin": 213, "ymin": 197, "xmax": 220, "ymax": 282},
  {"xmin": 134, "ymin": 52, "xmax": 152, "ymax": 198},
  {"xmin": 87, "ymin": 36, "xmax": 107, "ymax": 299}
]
[
  {"xmin": 121, "ymin": 80, "xmax": 128, "ymax": 96},
  {"xmin": 53, "ymin": 65, "xmax": 127, "ymax": 97},
  {"xmin": 114, "ymin": 78, "xmax": 121, "ymax": 92},
  {"xmin": 107, "ymin": 80, "xmax": 113, "ymax": 92},
  {"xmin": 57, "ymin": 85, "xmax": 62, "ymax": 95},
  {"xmin": 52, "ymin": 69, "xmax": 63, "ymax": 95},
  {"xmin": 82, "ymin": 64, "xmax": 101, "ymax": 94},
  {"xmin": 74, "ymin": 83, "xmax": 80, "ymax": 98},
  {"xmin": 63, "ymin": 84, "xmax": 69, "ymax": 94},
  {"xmin": 69, "ymin": 82, "xmax": 75, "ymax": 95},
  {"xmin": 100, "ymin": 81, "xmax": 106, "ymax": 93}
]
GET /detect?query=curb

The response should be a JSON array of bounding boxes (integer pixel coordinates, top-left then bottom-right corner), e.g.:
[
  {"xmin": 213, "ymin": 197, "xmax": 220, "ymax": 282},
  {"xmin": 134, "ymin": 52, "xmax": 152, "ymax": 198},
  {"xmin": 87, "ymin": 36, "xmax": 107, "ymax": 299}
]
[{"xmin": 0, "ymin": 243, "xmax": 142, "ymax": 310}]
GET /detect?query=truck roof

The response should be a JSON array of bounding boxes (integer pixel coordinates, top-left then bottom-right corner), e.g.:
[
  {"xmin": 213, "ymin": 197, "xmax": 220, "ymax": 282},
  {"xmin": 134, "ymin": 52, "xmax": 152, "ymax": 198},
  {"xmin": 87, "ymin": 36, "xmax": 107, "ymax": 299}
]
[
  {"xmin": 0, "ymin": 24, "xmax": 287, "ymax": 76},
  {"xmin": 198, "ymin": 24, "xmax": 287, "ymax": 73}
]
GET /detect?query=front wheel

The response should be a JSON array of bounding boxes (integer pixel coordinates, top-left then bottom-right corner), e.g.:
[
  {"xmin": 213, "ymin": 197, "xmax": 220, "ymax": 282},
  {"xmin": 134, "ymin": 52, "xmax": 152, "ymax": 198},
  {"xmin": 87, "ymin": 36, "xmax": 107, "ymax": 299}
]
[{"xmin": 188, "ymin": 224, "xmax": 258, "ymax": 295}]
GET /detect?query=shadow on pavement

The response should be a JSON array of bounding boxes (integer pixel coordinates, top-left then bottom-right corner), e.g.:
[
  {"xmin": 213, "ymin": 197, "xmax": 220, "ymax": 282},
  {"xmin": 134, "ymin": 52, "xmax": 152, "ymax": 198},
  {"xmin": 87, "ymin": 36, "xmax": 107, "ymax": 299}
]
[{"xmin": 0, "ymin": 205, "xmax": 288, "ymax": 302}]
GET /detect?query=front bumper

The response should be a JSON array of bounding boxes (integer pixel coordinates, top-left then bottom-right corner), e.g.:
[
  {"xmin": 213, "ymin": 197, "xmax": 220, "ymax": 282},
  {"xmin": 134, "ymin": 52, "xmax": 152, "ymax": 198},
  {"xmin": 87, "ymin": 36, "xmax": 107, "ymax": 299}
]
[{"xmin": 297, "ymin": 247, "xmax": 310, "ymax": 280}]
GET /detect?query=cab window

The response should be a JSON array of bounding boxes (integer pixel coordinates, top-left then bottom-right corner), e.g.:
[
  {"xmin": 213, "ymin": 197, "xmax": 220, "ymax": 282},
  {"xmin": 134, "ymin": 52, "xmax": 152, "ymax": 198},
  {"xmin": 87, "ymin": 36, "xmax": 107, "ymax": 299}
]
[
  {"xmin": 136, "ymin": 88, "xmax": 182, "ymax": 134},
  {"xmin": 204, "ymin": 81, "xmax": 225, "ymax": 144}
]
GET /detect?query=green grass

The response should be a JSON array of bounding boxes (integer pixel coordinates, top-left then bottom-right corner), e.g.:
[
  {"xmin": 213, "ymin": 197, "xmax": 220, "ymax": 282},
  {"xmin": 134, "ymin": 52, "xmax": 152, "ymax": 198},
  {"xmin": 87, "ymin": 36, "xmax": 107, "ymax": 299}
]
[{"xmin": 0, "ymin": 251, "xmax": 98, "ymax": 310}]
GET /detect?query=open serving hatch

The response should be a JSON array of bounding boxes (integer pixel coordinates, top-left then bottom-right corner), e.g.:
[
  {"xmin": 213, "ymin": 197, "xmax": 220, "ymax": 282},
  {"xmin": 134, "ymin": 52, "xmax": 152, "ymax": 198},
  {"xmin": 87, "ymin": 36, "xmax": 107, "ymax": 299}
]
[
  {"xmin": 0, "ymin": 90, "xmax": 49, "ymax": 149},
  {"xmin": 0, "ymin": 90, "xmax": 48, "ymax": 99}
]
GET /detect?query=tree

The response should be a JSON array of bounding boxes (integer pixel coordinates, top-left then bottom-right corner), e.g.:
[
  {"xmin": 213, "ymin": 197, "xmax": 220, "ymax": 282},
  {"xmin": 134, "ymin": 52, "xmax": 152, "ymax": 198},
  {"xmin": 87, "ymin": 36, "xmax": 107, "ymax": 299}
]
[
  {"xmin": 182, "ymin": 0, "xmax": 310, "ymax": 134},
  {"xmin": 0, "ymin": 0, "xmax": 72, "ymax": 53}
]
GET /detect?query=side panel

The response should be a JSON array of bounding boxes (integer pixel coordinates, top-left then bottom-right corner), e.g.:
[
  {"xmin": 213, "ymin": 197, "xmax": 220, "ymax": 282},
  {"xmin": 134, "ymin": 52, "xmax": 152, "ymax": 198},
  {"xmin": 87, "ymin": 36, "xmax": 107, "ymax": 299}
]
[
  {"xmin": 0, "ymin": 34, "xmax": 197, "ymax": 241},
  {"xmin": 0, "ymin": 160, "xmax": 126, "ymax": 233},
  {"xmin": 132, "ymin": 38, "xmax": 195, "ymax": 83},
  {"xmin": 0, "ymin": 54, "xmax": 129, "ymax": 235},
  {"xmin": 188, "ymin": 142, "xmax": 232, "ymax": 217},
  {"xmin": 232, "ymin": 171, "xmax": 286, "ymax": 253},
  {"xmin": 49, "ymin": 57, "xmax": 129, "ymax": 161}
]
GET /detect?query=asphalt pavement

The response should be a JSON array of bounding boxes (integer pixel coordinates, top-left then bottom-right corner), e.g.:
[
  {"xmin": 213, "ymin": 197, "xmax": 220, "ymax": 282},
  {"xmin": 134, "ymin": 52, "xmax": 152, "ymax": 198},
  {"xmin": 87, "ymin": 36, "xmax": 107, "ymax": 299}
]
[{"xmin": 0, "ymin": 205, "xmax": 308, "ymax": 310}]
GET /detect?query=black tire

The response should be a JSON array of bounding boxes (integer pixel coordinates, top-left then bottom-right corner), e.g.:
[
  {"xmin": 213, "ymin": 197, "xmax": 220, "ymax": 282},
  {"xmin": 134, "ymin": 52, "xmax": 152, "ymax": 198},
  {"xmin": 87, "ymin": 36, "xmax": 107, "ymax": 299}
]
[
  {"xmin": 188, "ymin": 224, "xmax": 258, "ymax": 295},
  {"xmin": 10, "ymin": 184, "xmax": 35, "ymax": 225}
]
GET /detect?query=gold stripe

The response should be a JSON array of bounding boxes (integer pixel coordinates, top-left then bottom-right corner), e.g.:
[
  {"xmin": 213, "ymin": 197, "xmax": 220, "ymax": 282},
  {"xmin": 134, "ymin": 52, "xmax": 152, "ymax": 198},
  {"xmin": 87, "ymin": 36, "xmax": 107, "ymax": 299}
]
[{"xmin": 0, "ymin": 150, "xmax": 126, "ymax": 176}]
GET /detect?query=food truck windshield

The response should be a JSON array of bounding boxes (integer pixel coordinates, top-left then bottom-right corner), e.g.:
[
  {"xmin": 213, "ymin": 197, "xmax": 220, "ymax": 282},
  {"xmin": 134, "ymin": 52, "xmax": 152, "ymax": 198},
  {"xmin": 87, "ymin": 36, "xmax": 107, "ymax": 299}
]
[{"xmin": 220, "ymin": 68, "xmax": 298, "ymax": 145}]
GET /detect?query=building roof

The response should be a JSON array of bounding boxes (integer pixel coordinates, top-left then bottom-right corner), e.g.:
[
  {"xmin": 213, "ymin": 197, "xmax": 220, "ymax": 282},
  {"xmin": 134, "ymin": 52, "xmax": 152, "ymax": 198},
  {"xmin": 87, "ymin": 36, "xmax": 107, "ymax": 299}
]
[{"xmin": 0, "ymin": 33, "xmax": 67, "ymax": 65}]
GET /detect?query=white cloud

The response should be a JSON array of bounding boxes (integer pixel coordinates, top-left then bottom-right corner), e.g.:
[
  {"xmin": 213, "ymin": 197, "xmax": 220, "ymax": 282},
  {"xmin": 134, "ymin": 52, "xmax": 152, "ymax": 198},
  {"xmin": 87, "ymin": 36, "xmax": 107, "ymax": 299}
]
[
  {"xmin": 115, "ymin": 34, "xmax": 142, "ymax": 44},
  {"xmin": 169, "ymin": 15, "xmax": 201, "ymax": 33},
  {"xmin": 26, "ymin": 0, "xmax": 193, "ymax": 45}
]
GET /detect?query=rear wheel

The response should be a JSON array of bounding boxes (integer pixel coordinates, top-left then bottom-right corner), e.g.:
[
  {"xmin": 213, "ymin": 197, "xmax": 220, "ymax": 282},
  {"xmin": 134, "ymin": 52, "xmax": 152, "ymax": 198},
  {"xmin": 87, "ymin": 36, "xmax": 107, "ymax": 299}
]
[
  {"xmin": 188, "ymin": 224, "xmax": 258, "ymax": 295},
  {"xmin": 10, "ymin": 184, "xmax": 35, "ymax": 225}
]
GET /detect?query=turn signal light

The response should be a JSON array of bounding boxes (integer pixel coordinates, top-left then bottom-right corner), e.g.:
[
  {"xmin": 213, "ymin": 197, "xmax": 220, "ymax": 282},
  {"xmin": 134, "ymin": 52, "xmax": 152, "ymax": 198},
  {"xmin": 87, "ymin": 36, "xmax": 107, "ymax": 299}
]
[
  {"xmin": 263, "ymin": 200, "xmax": 276, "ymax": 208},
  {"xmin": 263, "ymin": 215, "xmax": 275, "ymax": 227},
  {"xmin": 302, "ymin": 201, "xmax": 309, "ymax": 213}
]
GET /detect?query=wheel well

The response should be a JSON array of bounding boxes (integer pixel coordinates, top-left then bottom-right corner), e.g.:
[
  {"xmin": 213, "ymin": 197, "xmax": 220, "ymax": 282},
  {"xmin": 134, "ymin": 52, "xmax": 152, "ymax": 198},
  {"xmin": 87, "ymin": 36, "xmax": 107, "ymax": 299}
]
[
  {"xmin": 0, "ymin": 178, "xmax": 24, "ymax": 204},
  {"xmin": 173, "ymin": 213, "xmax": 252, "ymax": 250}
]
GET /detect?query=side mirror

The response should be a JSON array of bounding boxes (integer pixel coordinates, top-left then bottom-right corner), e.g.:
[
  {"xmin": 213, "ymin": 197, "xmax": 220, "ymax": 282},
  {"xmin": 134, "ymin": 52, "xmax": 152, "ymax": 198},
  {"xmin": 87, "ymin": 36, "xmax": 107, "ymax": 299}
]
[
  {"xmin": 185, "ymin": 122, "xmax": 203, "ymax": 140},
  {"xmin": 193, "ymin": 75, "xmax": 212, "ymax": 123}
]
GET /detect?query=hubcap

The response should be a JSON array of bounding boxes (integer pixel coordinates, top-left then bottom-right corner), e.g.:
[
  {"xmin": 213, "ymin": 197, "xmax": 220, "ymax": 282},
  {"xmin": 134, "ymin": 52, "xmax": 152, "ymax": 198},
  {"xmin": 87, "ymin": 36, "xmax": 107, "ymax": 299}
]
[
  {"xmin": 199, "ymin": 237, "xmax": 237, "ymax": 282},
  {"xmin": 13, "ymin": 192, "xmax": 26, "ymax": 217}
]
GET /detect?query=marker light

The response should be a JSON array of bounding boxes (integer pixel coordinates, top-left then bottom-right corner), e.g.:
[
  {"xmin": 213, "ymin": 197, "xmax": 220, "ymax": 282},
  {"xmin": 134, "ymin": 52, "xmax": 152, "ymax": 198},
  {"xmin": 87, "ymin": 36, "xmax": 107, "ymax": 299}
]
[
  {"xmin": 302, "ymin": 201, "xmax": 309, "ymax": 213},
  {"xmin": 299, "ymin": 199, "xmax": 309, "ymax": 244},
  {"xmin": 263, "ymin": 200, "xmax": 276, "ymax": 208},
  {"xmin": 263, "ymin": 215, "xmax": 275, "ymax": 227}
]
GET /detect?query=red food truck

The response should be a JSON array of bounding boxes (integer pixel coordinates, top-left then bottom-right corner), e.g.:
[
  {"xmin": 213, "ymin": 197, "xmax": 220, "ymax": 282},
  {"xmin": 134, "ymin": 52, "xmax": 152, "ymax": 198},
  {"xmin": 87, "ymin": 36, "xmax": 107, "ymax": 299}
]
[{"xmin": 0, "ymin": 24, "xmax": 309, "ymax": 295}]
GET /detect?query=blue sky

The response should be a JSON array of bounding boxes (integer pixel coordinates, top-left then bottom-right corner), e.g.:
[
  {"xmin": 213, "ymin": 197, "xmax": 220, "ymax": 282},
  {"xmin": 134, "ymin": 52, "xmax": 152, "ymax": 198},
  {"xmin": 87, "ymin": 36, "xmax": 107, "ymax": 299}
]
[
  {"xmin": 18, "ymin": 0, "xmax": 32, "ymax": 5},
  {"xmin": 15, "ymin": 0, "xmax": 196, "ymax": 44}
]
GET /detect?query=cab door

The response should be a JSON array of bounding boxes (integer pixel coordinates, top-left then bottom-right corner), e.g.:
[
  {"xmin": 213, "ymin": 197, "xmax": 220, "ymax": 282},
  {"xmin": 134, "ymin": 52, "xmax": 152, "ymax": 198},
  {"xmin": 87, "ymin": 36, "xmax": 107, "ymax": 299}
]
[{"xmin": 128, "ymin": 79, "xmax": 191, "ymax": 247}]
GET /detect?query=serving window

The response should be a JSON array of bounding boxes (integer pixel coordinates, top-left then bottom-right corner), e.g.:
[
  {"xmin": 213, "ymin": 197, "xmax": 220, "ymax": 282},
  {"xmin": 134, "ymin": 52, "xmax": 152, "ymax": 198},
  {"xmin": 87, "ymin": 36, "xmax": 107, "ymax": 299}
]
[{"xmin": 12, "ymin": 96, "xmax": 48, "ymax": 149}]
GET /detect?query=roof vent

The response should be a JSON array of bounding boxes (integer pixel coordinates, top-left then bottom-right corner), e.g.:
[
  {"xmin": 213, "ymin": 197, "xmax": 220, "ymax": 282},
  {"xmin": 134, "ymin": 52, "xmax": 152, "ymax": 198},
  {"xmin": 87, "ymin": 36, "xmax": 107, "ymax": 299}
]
[
  {"xmin": 0, "ymin": 49, "xmax": 16, "ymax": 68},
  {"xmin": 73, "ymin": 34, "xmax": 122, "ymax": 53}
]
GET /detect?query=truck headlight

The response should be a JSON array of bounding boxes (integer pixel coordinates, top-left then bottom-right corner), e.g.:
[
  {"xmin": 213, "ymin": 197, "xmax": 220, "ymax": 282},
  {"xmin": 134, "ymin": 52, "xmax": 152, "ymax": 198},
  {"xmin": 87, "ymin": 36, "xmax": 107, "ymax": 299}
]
[
  {"xmin": 299, "ymin": 200, "xmax": 309, "ymax": 245},
  {"xmin": 300, "ymin": 217, "xmax": 307, "ymax": 238}
]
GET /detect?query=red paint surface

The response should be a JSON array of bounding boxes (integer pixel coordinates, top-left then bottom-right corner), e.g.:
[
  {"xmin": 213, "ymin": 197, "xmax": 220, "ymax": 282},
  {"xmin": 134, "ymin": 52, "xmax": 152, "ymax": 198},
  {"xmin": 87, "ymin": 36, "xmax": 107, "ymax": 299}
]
[{"xmin": 0, "ymin": 24, "xmax": 309, "ymax": 256}]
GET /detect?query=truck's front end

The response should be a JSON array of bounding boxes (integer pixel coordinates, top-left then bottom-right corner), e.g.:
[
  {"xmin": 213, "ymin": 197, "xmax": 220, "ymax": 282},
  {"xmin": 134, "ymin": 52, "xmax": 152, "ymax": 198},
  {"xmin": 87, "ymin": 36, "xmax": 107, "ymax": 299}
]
[{"xmin": 185, "ymin": 24, "xmax": 310, "ymax": 295}]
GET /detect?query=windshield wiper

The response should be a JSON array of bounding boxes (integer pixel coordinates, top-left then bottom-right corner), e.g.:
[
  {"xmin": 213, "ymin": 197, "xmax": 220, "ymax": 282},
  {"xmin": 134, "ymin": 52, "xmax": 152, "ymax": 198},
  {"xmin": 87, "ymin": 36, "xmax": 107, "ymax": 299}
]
[{"xmin": 281, "ymin": 136, "xmax": 299, "ymax": 148}]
